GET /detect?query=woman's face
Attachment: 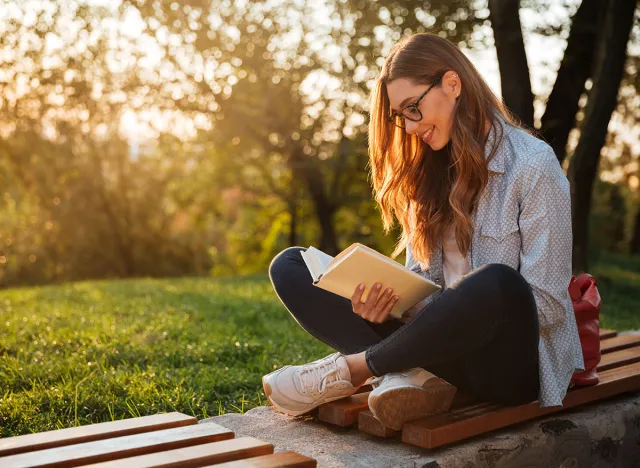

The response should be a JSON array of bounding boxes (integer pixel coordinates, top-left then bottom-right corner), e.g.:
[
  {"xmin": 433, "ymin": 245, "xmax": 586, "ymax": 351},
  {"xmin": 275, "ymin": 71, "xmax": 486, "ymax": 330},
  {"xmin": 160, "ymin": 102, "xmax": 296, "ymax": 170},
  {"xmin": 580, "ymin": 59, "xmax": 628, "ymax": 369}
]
[{"xmin": 386, "ymin": 71, "xmax": 461, "ymax": 151}]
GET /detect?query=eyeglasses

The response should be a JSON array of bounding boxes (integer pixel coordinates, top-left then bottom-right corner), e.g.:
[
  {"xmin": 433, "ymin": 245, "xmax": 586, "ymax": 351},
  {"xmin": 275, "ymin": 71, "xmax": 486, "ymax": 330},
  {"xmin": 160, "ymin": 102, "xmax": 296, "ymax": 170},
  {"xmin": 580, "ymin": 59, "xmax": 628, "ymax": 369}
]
[{"xmin": 388, "ymin": 76, "xmax": 443, "ymax": 129}]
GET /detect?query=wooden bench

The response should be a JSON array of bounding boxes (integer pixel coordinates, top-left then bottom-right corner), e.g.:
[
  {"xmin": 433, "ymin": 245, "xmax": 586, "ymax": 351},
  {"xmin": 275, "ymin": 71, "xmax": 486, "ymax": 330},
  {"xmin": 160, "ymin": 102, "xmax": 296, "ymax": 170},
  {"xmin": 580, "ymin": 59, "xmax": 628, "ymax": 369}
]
[
  {"xmin": 317, "ymin": 328, "xmax": 640, "ymax": 449},
  {"xmin": 0, "ymin": 412, "xmax": 316, "ymax": 467}
]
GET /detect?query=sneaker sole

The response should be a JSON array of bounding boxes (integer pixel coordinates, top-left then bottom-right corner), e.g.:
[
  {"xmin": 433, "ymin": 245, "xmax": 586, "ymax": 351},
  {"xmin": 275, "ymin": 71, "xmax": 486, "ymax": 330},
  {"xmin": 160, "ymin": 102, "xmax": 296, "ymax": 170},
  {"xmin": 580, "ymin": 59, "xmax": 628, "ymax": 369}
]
[{"xmin": 368, "ymin": 382, "xmax": 457, "ymax": 431}]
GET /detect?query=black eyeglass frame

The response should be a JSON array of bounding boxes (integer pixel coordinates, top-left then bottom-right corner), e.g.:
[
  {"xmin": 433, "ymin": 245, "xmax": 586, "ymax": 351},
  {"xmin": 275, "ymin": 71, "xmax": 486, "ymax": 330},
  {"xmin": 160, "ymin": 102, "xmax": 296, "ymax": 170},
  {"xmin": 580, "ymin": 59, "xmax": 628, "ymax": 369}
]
[{"xmin": 387, "ymin": 75, "xmax": 444, "ymax": 129}]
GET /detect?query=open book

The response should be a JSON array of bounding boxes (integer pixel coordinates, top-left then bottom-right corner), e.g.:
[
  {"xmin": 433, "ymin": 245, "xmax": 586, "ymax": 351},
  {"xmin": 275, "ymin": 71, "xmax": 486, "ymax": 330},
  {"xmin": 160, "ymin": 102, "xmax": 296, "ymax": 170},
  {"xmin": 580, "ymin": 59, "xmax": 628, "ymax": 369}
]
[{"xmin": 300, "ymin": 243, "xmax": 441, "ymax": 319}]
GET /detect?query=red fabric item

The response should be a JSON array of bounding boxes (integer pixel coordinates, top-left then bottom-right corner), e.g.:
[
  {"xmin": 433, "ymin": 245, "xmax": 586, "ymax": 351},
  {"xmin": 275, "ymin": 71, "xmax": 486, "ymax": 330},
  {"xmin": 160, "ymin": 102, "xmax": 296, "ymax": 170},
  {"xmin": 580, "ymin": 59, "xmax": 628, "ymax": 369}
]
[{"xmin": 568, "ymin": 274, "xmax": 603, "ymax": 388}]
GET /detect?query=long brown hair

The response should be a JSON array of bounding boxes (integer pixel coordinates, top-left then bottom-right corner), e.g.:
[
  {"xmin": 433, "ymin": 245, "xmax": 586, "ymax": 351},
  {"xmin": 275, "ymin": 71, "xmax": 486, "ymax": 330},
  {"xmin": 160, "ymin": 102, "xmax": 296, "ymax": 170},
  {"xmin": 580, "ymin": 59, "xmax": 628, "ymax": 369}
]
[{"xmin": 369, "ymin": 33, "xmax": 516, "ymax": 268}]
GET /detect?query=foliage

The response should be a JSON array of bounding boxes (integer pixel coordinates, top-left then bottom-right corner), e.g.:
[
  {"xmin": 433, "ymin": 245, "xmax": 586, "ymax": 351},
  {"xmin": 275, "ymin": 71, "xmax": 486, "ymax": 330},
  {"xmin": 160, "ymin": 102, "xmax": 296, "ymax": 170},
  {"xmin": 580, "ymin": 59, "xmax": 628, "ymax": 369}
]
[{"xmin": 0, "ymin": 0, "xmax": 637, "ymax": 285}]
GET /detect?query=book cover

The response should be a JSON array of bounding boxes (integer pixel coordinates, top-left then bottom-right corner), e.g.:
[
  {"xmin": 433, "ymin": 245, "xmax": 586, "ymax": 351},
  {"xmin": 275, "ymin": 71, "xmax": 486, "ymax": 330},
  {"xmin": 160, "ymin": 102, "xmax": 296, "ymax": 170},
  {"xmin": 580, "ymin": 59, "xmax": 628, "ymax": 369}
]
[{"xmin": 301, "ymin": 243, "xmax": 440, "ymax": 319}]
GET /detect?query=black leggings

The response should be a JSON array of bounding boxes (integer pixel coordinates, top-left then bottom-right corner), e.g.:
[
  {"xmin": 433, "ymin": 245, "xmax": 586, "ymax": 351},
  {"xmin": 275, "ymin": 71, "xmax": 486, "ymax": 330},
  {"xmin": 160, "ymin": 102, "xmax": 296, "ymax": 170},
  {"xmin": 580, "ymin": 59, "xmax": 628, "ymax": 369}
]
[{"xmin": 269, "ymin": 247, "xmax": 540, "ymax": 405}]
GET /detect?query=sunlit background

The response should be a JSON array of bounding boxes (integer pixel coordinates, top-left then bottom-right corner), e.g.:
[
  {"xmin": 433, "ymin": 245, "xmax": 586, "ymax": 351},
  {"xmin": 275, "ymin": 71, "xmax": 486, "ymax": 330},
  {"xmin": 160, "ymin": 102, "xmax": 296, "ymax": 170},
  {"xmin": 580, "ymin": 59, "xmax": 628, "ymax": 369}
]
[
  {"xmin": 0, "ymin": 0, "xmax": 638, "ymax": 286},
  {"xmin": 1, "ymin": 0, "xmax": 640, "ymax": 438}
]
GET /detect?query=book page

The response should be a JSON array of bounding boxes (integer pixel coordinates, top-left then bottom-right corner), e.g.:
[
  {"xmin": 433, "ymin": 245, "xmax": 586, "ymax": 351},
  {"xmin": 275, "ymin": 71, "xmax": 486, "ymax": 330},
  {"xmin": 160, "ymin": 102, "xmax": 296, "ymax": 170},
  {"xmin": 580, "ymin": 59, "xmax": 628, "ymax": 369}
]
[
  {"xmin": 326, "ymin": 243, "xmax": 358, "ymax": 269},
  {"xmin": 301, "ymin": 246, "xmax": 334, "ymax": 282}
]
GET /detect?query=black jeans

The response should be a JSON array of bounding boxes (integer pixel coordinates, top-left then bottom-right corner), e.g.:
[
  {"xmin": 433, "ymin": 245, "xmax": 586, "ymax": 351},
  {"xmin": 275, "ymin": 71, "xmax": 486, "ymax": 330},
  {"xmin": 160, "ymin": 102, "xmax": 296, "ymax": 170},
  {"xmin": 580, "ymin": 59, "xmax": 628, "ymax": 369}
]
[{"xmin": 269, "ymin": 247, "xmax": 540, "ymax": 406}]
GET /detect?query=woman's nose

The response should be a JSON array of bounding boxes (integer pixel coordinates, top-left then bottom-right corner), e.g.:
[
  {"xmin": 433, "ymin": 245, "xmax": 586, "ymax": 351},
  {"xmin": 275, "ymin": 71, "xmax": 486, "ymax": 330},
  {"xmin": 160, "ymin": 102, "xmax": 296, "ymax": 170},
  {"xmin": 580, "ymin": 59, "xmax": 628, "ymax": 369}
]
[{"xmin": 405, "ymin": 119, "xmax": 419, "ymax": 135}]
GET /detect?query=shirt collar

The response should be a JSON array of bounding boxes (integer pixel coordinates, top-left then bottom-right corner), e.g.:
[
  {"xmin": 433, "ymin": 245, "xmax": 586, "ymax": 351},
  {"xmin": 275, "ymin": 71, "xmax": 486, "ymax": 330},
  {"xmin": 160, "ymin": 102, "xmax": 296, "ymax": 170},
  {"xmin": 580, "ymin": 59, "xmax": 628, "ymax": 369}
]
[{"xmin": 484, "ymin": 117, "xmax": 507, "ymax": 174}]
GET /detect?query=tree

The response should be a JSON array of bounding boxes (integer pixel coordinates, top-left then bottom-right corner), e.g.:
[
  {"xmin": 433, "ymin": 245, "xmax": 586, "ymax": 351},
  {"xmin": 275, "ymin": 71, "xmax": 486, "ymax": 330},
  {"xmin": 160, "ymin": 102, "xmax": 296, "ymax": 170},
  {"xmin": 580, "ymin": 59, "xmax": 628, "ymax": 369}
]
[
  {"xmin": 568, "ymin": 0, "xmax": 636, "ymax": 272},
  {"xmin": 488, "ymin": 0, "xmax": 534, "ymax": 128},
  {"xmin": 488, "ymin": 0, "xmax": 637, "ymax": 271}
]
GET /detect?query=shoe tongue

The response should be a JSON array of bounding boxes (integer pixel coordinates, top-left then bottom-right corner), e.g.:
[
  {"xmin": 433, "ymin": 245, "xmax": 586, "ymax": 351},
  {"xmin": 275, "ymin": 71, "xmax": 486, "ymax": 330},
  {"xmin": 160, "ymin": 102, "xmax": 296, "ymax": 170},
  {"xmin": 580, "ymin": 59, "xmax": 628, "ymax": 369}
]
[
  {"xmin": 334, "ymin": 355, "xmax": 351, "ymax": 383},
  {"xmin": 295, "ymin": 354, "xmax": 352, "ymax": 394}
]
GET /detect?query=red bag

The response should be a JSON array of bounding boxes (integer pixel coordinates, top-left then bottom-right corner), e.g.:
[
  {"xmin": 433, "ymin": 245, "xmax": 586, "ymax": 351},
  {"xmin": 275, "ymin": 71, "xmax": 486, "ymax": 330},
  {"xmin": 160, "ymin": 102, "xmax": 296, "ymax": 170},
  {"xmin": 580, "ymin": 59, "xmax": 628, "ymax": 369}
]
[{"xmin": 568, "ymin": 274, "xmax": 603, "ymax": 388}]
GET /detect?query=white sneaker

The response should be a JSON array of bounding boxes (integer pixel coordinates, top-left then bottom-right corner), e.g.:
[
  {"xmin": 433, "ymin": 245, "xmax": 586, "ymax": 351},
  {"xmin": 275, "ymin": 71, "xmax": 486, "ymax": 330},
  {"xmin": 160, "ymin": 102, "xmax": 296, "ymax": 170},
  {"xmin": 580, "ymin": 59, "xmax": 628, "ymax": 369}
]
[
  {"xmin": 368, "ymin": 368, "xmax": 457, "ymax": 430},
  {"xmin": 262, "ymin": 352, "xmax": 359, "ymax": 416}
]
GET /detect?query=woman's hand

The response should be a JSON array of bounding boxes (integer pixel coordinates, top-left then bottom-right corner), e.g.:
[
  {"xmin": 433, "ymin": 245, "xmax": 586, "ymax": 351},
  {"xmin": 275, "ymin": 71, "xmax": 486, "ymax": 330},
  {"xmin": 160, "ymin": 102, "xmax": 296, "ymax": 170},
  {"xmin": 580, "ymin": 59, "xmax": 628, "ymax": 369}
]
[{"xmin": 351, "ymin": 282, "xmax": 399, "ymax": 324}]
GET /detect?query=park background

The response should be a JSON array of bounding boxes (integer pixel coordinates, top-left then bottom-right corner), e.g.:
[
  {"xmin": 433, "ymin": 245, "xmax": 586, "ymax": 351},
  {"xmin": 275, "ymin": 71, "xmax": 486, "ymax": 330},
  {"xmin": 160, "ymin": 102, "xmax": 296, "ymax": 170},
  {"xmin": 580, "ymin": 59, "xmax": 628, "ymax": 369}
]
[{"xmin": 0, "ymin": 0, "xmax": 639, "ymax": 437}]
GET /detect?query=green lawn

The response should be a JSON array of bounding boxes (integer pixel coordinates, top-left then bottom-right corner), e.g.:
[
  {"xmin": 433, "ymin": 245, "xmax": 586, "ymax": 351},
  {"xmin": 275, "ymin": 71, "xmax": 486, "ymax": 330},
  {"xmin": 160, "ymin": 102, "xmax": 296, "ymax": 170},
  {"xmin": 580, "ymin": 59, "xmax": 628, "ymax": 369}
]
[{"xmin": 1, "ymin": 252, "xmax": 639, "ymax": 437}]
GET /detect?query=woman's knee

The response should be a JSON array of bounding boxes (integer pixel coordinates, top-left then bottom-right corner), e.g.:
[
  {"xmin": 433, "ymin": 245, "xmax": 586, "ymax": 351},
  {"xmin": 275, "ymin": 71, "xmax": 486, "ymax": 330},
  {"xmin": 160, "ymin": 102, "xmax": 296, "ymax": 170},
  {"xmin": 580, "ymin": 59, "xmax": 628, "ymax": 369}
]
[
  {"xmin": 268, "ymin": 246, "xmax": 306, "ymax": 285},
  {"xmin": 475, "ymin": 263, "xmax": 537, "ymax": 317},
  {"xmin": 478, "ymin": 263, "xmax": 531, "ymax": 294}
]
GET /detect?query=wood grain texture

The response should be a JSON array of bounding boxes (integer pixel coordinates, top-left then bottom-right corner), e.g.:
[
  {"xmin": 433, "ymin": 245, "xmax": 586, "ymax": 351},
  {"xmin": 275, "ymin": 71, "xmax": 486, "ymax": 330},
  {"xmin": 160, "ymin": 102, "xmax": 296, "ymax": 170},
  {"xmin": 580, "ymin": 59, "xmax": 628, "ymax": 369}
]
[
  {"xmin": 80, "ymin": 437, "xmax": 272, "ymax": 468},
  {"xmin": 317, "ymin": 392, "xmax": 370, "ymax": 427},
  {"xmin": 599, "ymin": 329, "xmax": 617, "ymax": 340},
  {"xmin": 357, "ymin": 410, "xmax": 399, "ymax": 438},
  {"xmin": 402, "ymin": 361, "xmax": 640, "ymax": 449},
  {"xmin": 0, "ymin": 422, "xmax": 234, "ymax": 468},
  {"xmin": 600, "ymin": 334, "xmax": 640, "ymax": 354},
  {"xmin": 205, "ymin": 451, "xmax": 317, "ymax": 468},
  {"xmin": 0, "ymin": 413, "xmax": 196, "ymax": 457},
  {"xmin": 598, "ymin": 346, "xmax": 640, "ymax": 371}
]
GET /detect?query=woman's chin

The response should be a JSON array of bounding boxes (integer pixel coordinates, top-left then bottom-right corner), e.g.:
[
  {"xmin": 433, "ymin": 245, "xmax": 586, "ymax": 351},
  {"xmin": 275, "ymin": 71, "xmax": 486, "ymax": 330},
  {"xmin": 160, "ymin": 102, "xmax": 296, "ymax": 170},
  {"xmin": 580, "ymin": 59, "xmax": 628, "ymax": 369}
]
[{"xmin": 427, "ymin": 138, "xmax": 446, "ymax": 151}]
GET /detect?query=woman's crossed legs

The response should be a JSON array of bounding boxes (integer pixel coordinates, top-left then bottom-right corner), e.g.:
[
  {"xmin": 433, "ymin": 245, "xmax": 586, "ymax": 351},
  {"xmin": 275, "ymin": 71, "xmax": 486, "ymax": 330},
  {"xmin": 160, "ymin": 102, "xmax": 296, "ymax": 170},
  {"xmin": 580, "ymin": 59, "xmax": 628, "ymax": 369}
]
[{"xmin": 265, "ymin": 246, "xmax": 540, "ymax": 422}]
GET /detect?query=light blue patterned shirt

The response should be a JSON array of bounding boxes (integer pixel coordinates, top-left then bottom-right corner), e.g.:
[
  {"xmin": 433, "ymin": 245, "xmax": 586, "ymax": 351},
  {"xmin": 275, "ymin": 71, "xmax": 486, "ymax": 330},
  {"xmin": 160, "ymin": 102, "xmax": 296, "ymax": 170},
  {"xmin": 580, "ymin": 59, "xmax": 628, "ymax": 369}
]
[{"xmin": 405, "ymin": 119, "xmax": 584, "ymax": 407}]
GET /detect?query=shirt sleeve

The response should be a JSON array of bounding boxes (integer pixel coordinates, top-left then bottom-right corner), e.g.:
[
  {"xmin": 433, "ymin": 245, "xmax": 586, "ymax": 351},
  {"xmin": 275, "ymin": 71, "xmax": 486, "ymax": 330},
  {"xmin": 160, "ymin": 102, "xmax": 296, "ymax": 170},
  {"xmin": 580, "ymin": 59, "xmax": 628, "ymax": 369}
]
[{"xmin": 519, "ymin": 147, "xmax": 573, "ymax": 330}]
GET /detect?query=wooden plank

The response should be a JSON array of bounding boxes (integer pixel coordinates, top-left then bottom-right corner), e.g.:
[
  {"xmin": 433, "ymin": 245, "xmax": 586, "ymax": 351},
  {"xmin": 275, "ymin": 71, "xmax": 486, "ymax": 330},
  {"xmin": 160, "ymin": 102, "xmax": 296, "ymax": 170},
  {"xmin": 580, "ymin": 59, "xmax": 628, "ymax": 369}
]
[
  {"xmin": 81, "ymin": 437, "xmax": 272, "ymax": 468},
  {"xmin": 598, "ymin": 346, "xmax": 640, "ymax": 371},
  {"xmin": 402, "ymin": 360, "xmax": 640, "ymax": 449},
  {"xmin": 205, "ymin": 451, "xmax": 317, "ymax": 468},
  {"xmin": 0, "ymin": 413, "xmax": 196, "ymax": 458},
  {"xmin": 317, "ymin": 393, "xmax": 369, "ymax": 427},
  {"xmin": 0, "ymin": 422, "xmax": 234, "ymax": 468},
  {"xmin": 601, "ymin": 334, "xmax": 640, "ymax": 354},
  {"xmin": 450, "ymin": 391, "xmax": 478, "ymax": 410},
  {"xmin": 600, "ymin": 329, "xmax": 617, "ymax": 340},
  {"xmin": 357, "ymin": 410, "xmax": 399, "ymax": 438}
]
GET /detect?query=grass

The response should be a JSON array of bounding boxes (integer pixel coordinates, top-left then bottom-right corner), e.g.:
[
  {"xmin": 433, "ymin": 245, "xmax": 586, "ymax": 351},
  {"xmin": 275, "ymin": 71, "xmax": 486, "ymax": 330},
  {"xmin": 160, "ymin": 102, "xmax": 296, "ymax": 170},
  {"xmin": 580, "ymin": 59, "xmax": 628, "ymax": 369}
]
[
  {"xmin": 1, "ymin": 252, "xmax": 639, "ymax": 437},
  {"xmin": 0, "ymin": 275, "xmax": 333, "ymax": 437}
]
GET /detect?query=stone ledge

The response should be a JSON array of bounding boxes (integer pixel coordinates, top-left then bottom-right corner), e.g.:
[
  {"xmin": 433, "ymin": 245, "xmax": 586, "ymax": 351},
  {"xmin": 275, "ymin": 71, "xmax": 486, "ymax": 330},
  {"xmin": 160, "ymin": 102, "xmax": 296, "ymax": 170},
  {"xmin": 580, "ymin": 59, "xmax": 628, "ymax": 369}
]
[{"xmin": 200, "ymin": 391, "xmax": 640, "ymax": 468}]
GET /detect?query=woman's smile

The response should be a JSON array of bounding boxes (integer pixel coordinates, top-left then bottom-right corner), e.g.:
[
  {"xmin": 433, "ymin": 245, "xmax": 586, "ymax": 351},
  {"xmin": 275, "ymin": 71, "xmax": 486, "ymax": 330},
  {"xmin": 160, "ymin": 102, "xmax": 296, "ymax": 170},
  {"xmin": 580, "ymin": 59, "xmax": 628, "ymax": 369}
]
[{"xmin": 420, "ymin": 126, "xmax": 435, "ymax": 143}]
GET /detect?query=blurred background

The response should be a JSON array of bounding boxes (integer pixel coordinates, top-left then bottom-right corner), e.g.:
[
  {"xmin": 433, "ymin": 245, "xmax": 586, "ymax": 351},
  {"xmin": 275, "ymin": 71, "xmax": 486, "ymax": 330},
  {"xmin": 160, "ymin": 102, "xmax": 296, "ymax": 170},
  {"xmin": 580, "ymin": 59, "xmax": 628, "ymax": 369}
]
[
  {"xmin": 2, "ymin": 0, "xmax": 640, "ymax": 438},
  {"xmin": 0, "ymin": 0, "xmax": 638, "ymax": 287}
]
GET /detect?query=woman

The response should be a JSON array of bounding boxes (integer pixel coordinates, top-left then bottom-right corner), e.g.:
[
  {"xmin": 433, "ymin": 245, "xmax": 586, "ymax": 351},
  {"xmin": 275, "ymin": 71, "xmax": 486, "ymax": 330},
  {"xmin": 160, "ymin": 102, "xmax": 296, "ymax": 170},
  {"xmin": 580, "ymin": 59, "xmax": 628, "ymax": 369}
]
[{"xmin": 262, "ymin": 33, "xmax": 584, "ymax": 430}]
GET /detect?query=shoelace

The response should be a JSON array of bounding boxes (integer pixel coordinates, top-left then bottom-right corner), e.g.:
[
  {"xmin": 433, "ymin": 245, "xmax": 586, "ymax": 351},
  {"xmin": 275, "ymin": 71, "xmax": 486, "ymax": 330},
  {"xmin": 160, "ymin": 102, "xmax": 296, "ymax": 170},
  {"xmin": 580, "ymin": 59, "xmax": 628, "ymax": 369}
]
[
  {"xmin": 295, "ymin": 360, "xmax": 342, "ymax": 395},
  {"xmin": 369, "ymin": 376, "xmax": 385, "ymax": 389}
]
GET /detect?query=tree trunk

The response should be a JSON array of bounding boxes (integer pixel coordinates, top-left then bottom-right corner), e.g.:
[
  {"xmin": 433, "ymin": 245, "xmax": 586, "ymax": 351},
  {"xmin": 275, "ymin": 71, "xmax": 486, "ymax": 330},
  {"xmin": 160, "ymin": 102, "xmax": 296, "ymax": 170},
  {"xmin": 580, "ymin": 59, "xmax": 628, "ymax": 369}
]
[
  {"xmin": 539, "ymin": 0, "xmax": 603, "ymax": 163},
  {"xmin": 288, "ymin": 198, "xmax": 297, "ymax": 247},
  {"xmin": 289, "ymin": 147, "xmax": 339, "ymax": 255},
  {"xmin": 631, "ymin": 208, "xmax": 640, "ymax": 255},
  {"xmin": 488, "ymin": 0, "xmax": 535, "ymax": 128},
  {"xmin": 568, "ymin": 0, "xmax": 636, "ymax": 273}
]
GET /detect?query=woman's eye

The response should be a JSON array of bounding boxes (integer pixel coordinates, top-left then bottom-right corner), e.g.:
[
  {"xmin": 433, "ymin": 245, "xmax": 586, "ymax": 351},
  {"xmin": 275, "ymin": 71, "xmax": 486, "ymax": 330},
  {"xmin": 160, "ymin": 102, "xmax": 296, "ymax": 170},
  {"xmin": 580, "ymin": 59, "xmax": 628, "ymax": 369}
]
[{"xmin": 404, "ymin": 107, "xmax": 421, "ymax": 119}]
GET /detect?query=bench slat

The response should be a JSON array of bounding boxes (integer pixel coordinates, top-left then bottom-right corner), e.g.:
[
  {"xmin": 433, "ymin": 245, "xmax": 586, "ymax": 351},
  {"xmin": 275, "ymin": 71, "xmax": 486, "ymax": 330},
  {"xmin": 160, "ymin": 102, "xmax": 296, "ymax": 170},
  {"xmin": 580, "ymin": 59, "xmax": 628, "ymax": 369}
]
[
  {"xmin": 80, "ymin": 437, "xmax": 272, "ymax": 468},
  {"xmin": 598, "ymin": 346, "xmax": 640, "ymax": 371},
  {"xmin": 0, "ymin": 412, "xmax": 196, "ymax": 458},
  {"xmin": 601, "ymin": 334, "xmax": 640, "ymax": 354},
  {"xmin": 600, "ymin": 329, "xmax": 618, "ymax": 340},
  {"xmin": 0, "ymin": 422, "xmax": 234, "ymax": 468},
  {"xmin": 357, "ymin": 410, "xmax": 399, "ymax": 438},
  {"xmin": 205, "ymin": 451, "xmax": 317, "ymax": 468},
  {"xmin": 402, "ymin": 360, "xmax": 640, "ymax": 449},
  {"xmin": 317, "ymin": 393, "xmax": 369, "ymax": 427}
]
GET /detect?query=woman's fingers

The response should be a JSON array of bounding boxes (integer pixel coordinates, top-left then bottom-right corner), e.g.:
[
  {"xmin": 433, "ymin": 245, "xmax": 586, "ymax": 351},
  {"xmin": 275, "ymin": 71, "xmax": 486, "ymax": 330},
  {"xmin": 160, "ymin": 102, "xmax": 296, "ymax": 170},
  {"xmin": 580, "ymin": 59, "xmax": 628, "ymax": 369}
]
[
  {"xmin": 370, "ymin": 287, "xmax": 393, "ymax": 318},
  {"xmin": 360, "ymin": 283, "xmax": 383, "ymax": 320},
  {"xmin": 351, "ymin": 283, "xmax": 398, "ymax": 323},
  {"xmin": 350, "ymin": 283, "xmax": 365, "ymax": 311},
  {"xmin": 373, "ymin": 293, "xmax": 399, "ymax": 323}
]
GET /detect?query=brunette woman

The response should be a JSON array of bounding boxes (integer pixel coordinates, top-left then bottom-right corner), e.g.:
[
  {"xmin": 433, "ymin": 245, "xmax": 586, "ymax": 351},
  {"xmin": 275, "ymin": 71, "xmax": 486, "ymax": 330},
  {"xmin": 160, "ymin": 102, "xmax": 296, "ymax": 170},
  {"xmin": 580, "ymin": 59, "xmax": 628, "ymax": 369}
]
[{"xmin": 262, "ymin": 33, "xmax": 583, "ymax": 430}]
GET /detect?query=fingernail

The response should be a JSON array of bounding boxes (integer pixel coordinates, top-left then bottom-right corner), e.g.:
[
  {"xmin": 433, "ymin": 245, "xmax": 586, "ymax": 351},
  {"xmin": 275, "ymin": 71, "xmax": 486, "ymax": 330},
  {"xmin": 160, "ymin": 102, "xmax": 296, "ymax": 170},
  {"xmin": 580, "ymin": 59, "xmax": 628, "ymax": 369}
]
[
  {"xmin": 393, "ymin": 296, "xmax": 399, "ymax": 300},
  {"xmin": 359, "ymin": 284, "xmax": 364, "ymax": 290},
  {"xmin": 375, "ymin": 283, "xmax": 381, "ymax": 289},
  {"xmin": 386, "ymin": 288, "xmax": 392, "ymax": 294}
]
